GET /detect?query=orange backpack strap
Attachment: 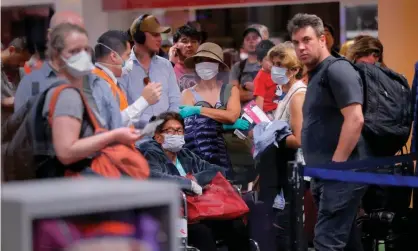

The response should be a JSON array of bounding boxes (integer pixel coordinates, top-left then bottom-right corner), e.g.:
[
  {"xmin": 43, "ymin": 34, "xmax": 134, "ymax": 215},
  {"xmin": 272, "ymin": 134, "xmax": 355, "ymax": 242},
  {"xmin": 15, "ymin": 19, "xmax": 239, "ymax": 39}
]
[
  {"xmin": 48, "ymin": 85, "xmax": 103, "ymax": 133},
  {"xmin": 92, "ymin": 67, "xmax": 129, "ymax": 110}
]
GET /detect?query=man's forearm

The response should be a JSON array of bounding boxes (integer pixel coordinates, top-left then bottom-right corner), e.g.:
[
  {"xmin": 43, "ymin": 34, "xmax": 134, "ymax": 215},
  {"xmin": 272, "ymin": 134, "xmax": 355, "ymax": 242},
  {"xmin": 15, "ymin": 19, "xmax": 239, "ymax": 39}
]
[{"xmin": 332, "ymin": 119, "xmax": 364, "ymax": 162}]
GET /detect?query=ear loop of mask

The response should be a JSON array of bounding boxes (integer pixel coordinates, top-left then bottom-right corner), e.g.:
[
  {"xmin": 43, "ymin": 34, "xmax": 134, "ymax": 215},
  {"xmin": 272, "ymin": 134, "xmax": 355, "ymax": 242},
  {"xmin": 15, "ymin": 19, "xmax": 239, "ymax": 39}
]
[{"xmin": 97, "ymin": 43, "xmax": 125, "ymax": 67}]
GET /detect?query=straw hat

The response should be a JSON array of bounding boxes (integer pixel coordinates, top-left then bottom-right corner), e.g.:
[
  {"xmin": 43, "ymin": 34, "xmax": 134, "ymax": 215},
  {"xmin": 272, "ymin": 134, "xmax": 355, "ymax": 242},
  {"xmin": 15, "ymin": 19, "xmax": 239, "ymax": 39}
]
[{"xmin": 184, "ymin": 42, "xmax": 229, "ymax": 71}]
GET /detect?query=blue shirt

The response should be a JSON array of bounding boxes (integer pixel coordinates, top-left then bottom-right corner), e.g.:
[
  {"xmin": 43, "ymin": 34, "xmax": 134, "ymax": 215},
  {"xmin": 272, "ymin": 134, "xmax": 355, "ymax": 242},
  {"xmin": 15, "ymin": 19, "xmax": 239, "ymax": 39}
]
[
  {"xmin": 14, "ymin": 62, "xmax": 122, "ymax": 130},
  {"xmin": 175, "ymin": 157, "xmax": 187, "ymax": 176},
  {"xmin": 119, "ymin": 51, "xmax": 181, "ymax": 128}
]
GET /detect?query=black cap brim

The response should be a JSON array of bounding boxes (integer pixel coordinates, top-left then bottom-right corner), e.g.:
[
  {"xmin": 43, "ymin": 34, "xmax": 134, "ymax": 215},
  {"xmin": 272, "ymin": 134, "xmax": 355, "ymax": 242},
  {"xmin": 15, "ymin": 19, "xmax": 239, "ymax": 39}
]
[{"xmin": 243, "ymin": 27, "xmax": 261, "ymax": 38}]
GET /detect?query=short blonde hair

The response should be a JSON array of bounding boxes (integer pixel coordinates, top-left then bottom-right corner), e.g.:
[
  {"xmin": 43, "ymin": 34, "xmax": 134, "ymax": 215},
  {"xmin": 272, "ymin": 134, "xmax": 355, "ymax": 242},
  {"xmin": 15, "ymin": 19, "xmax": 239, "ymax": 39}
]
[
  {"xmin": 339, "ymin": 40, "xmax": 354, "ymax": 56},
  {"xmin": 47, "ymin": 23, "xmax": 87, "ymax": 59},
  {"xmin": 268, "ymin": 42, "xmax": 303, "ymax": 79}
]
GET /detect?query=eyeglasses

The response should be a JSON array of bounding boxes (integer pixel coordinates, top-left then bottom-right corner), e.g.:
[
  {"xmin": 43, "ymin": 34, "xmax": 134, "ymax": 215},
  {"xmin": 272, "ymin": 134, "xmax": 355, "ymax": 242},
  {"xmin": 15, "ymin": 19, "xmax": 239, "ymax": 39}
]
[{"xmin": 161, "ymin": 128, "xmax": 184, "ymax": 135}]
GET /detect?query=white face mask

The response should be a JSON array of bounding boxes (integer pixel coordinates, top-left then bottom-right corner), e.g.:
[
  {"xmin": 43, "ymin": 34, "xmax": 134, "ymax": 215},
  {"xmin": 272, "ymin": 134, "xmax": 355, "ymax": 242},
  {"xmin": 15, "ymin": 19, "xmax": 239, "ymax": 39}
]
[
  {"xmin": 97, "ymin": 43, "xmax": 126, "ymax": 68},
  {"xmin": 240, "ymin": 52, "xmax": 248, "ymax": 60},
  {"xmin": 162, "ymin": 134, "xmax": 185, "ymax": 153},
  {"xmin": 271, "ymin": 66, "xmax": 289, "ymax": 85},
  {"xmin": 122, "ymin": 59, "xmax": 133, "ymax": 75},
  {"xmin": 195, "ymin": 62, "xmax": 219, "ymax": 81},
  {"xmin": 61, "ymin": 50, "xmax": 94, "ymax": 78}
]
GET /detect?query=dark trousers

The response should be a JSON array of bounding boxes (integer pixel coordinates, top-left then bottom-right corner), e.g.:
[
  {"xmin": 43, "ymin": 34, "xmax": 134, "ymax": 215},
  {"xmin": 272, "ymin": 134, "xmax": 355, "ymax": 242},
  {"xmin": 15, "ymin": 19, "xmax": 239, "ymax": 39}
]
[
  {"xmin": 311, "ymin": 179, "xmax": 367, "ymax": 251},
  {"xmin": 273, "ymin": 202, "xmax": 291, "ymax": 250},
  {"xmin": 188, "ymin": 219, "xmax": 250, "ymax": 251}
]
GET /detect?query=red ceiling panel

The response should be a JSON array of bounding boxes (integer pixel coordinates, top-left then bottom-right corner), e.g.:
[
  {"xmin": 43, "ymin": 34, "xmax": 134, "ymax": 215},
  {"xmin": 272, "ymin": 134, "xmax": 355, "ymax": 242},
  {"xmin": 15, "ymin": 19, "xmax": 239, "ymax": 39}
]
[{"xmin": 102, "ymin": 0, "xmax": 299, "ymax": 11}]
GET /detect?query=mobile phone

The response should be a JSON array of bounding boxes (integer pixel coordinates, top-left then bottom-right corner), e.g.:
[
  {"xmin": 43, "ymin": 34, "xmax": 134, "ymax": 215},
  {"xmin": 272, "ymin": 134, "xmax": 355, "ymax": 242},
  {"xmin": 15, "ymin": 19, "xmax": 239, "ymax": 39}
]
[{"xmin": 141, "ymin": 119, "xmax": 164, "ymax": 136}]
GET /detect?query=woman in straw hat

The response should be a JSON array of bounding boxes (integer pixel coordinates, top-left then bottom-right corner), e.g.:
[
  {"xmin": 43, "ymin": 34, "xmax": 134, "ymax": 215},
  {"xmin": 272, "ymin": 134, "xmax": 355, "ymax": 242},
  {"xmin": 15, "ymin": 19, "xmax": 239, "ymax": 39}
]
[
  {"xmin": 180, "ymin": 44, "xmax": 252, "ymax": 251},
  {"xmin": 178, "ymin": 42, "xmax": 251, "ymax": 177}
]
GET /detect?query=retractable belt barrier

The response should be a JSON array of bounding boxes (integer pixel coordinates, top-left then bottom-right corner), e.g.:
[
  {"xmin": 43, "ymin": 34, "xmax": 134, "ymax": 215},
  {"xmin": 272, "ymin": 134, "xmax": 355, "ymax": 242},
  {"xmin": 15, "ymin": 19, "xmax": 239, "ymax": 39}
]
[
  {"xmin": 303, "ymin": 153, "xmax": 418, "ymax": 187},
  {"xmin": 286, "ymin": 153, "xmax": 418, "ymax": 251}
]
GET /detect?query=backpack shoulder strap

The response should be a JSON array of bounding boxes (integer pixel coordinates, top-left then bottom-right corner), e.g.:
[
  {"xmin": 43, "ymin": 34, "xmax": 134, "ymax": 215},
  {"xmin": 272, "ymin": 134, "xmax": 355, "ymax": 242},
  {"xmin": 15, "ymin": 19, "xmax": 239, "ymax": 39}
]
[
  {"xmin": 320, "ymin": 57, "xmax": 353, "ymax": 85},
  {"xmin": 220, "ymin": 83, "xmax": 233, "ymax": 109},
  {"xmin": 320, "ymin": 58, "xmax": 367, "ymax": 111},
  {"xmin": 48, "ymin": 85, "xmax": 103, "ymax": 132},
  {"xmin": 237, "ymin": 59, "xmax": 247, "ymax": 84}
]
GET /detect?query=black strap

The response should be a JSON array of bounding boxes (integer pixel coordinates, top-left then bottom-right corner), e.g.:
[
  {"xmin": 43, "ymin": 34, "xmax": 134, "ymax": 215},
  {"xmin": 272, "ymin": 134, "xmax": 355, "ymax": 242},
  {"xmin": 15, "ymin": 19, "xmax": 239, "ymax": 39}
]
[
  {"xmin": 32, "ymin": 81, "xmax": 40, "ymax": 96},
  {"xmin": 319, "ymin": 58, "xmax": 367, "ymax": 111},
  {"xmin": 220, "ymin": 83, "xmax": 233, "ymax": 109},
  {"xmin": 237, "ymin": 59, "xmax": 247, "ymax": 85}
]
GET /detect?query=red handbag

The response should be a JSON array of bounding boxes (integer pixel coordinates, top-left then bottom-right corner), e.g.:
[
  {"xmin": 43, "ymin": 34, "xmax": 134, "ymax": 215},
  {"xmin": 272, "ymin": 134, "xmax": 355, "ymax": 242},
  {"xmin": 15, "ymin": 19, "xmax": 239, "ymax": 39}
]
[{"xmin": 186, "ymin": 172, "xmax": 249, "ymax": 222}]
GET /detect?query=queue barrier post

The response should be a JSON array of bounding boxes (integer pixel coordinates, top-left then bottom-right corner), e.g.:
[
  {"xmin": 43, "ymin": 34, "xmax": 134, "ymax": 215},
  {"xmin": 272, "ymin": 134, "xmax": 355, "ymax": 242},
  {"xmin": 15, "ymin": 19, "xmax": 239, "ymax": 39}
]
[{"xmin": 287, "ymin": 161, "xmax": 307, "ymax": 251}]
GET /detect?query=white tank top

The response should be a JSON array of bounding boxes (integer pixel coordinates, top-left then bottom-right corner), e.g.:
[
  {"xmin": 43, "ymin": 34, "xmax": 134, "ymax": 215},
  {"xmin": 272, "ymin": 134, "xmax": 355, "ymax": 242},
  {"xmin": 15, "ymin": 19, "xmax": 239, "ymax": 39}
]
[
  {"xmin": 274, "ymin": 80, "xmax": 307, "ymax": 122},
  {"xmin": 274, "ymin": 80, "xmax": 307, "ymax": 165}
]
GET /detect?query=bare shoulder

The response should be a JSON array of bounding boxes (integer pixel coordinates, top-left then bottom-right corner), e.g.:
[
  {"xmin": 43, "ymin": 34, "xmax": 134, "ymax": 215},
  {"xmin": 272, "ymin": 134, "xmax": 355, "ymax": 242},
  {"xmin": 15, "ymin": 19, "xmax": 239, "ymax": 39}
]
[
  {"xmin": 290, "ymin": 91, "xmax": 306, "ymax": 108},
  {"xmin": 181, "ymin": 88, "xmax": 195, "ymax": 105}
]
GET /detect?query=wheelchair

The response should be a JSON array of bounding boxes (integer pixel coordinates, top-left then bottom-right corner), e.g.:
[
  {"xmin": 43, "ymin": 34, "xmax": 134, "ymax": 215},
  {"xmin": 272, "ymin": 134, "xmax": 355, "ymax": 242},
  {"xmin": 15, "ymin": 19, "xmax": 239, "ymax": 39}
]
[{"xmin": 178, "ymin": 185, "xmax": 260, "ymax": 251}]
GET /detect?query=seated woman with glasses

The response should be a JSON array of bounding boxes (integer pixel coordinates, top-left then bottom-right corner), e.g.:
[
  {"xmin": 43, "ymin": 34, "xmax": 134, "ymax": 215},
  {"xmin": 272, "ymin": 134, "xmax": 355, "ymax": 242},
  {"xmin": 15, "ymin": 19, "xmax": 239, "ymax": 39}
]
[
  {"xmin": 138, "ymin": 112, "xmax": 251, "ymax": 251},
  {"xmin": 178, "ymin": 42, "xmax": 250, "ymax": 179}
]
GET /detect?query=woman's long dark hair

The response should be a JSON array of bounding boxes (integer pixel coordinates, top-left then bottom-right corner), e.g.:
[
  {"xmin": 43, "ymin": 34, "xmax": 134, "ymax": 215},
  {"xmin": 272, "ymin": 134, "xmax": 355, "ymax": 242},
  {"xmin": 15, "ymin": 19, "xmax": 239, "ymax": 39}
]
[{"xmin": 347, "ymin": 35, "xmax": 386, "ymax": 67}]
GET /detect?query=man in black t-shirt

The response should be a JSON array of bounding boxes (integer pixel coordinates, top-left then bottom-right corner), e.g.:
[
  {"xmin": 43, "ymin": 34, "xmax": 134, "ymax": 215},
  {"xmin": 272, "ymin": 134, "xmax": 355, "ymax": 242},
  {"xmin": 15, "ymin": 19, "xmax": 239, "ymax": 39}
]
[{"xmin": 288, "ymin": 14, "xmax": 367, "ymax": 251}]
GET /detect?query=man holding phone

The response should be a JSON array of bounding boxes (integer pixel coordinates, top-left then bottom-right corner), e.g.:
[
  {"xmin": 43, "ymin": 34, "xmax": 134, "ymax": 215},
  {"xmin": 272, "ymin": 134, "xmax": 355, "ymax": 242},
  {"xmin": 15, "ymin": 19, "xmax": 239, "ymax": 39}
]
[
  {"xmin": 172, "ymin": 25, "xmax": 202, "ymax": 91},
  {"xmin": 120, "ymin": 14, "xmax": 181, "ymax": 129}
]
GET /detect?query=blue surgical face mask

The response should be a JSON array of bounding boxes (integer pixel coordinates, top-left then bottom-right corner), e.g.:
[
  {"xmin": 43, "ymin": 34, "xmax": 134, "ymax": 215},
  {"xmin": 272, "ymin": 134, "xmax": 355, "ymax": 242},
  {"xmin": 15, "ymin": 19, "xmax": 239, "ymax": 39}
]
[
  {"xmin": 162, "ymin": 134, "xmax": 185, "ymax": 153},
  {"xmin": 271, "ymin": 66, "xmax": 289, "ymax": 85}
]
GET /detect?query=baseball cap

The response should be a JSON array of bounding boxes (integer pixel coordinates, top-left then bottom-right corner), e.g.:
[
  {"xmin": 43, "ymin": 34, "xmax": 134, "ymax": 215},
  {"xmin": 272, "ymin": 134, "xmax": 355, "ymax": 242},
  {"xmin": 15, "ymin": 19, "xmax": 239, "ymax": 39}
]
[
  {"xmin": 243, "ymin": 27, "xmax": 261, "ymax": 38},
  {"xmin": 256, "ymin": 40, "xmax": 275, "ymax": 62},
  {"xmin": 130, "ymin": 15, "xmax": 171, "ymax": 38}
]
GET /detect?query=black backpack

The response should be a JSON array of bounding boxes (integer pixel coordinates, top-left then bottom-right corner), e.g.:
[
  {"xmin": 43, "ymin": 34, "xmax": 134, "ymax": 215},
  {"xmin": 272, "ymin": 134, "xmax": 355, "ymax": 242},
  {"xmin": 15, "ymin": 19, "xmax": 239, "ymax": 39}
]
[
  {"xmin": 323, "ymin": 59, "xmax": 413, "ymax": 156},
  {"xmin": 1, "ymin": 78, "xmax": 68, "ymax": 181}
]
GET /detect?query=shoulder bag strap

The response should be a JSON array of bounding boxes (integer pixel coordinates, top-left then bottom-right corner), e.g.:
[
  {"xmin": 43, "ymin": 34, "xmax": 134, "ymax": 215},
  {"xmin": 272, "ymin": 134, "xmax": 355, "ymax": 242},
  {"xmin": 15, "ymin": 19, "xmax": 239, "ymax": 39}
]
[{"xmin": 237, "ymin": 59, "xmax": 247, "ymax": 84}]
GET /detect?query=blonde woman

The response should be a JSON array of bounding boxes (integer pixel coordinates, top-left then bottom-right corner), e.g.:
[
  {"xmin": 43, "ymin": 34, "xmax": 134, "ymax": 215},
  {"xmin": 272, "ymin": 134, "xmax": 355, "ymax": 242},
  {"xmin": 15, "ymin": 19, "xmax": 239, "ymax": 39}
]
[
  {"xmin": 272, "ymin": 42, "xmax": 306, "ymax": 158},
  {"xmin": 339, "ymin": 40, "xmax": 354, "ymax": 57},
  {"xmin": 269, "ymin": 42, "xmax": 307, "ymax": 250}
]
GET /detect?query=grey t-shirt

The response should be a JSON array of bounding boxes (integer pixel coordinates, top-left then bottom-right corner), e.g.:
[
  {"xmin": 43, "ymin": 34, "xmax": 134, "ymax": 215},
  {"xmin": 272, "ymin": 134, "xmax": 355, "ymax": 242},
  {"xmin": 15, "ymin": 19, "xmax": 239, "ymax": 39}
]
[
  {"xmin": 230, "ymin": 60, "xmax": 261, "ymax": 87},
  {"xmin": 42, "ymin": 87, "xmax": 105, "ymax": 139},
  {"xmin": 301, "ymin": 56, "xmax": 367, "ymax": 165}
]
